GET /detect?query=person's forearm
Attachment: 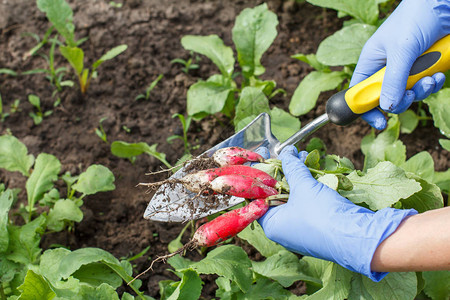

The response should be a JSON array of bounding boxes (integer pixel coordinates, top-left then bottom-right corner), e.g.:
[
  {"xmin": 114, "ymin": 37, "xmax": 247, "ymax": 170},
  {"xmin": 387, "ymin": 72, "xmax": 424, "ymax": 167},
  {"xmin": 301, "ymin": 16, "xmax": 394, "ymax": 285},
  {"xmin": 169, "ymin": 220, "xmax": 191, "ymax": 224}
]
[{"xmin": 371, "ymin": 206, "xmax": 450, "ymax": 272}]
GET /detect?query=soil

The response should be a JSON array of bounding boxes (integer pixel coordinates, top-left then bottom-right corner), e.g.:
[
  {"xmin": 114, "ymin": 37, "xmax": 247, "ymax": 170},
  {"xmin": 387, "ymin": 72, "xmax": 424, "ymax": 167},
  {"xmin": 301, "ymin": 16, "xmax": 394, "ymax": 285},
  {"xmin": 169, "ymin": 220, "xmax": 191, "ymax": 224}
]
[{"xmin": 0, "ymin": 0, "xmax": 448, "ymax": 298}]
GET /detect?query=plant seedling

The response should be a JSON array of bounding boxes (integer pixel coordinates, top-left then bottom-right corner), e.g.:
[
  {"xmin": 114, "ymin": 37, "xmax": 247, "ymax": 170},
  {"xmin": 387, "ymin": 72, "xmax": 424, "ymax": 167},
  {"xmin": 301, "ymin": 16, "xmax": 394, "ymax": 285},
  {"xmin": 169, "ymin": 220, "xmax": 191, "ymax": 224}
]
[
  {"xmin": 135, "ymin": 74, "xmax": 163, "ymax": 101},
  {"xmin": 95, "ymin": 117, "xmax": 108, "ymax": 143},
  {"xmin": 0, "ymin": 92, "xmax": 9, "ymax": 122},
  {"xmin": 170, "ymin": 51, "xmax": 200, "ymax": 74},
  {"xmin": 60, "ymin": 44, "xmax": 128, "ymax": 94},
  {"xmin": 109, "ymin": 1, "xmax": 123, "ymax": 8},
  {"xmin": 111, "ymin": 140, "xmax": 171, "ymax": 167},
  {"xmin": 37, "ymin": 0, "xmax": 127, "ymax": 94},
  {"xmin": 28, "ymin": 94, "xmax": 52, "ymax": 125},
  {"xmin": 167, "ymin": 113, "xmax": 193, "ymax": 154}
]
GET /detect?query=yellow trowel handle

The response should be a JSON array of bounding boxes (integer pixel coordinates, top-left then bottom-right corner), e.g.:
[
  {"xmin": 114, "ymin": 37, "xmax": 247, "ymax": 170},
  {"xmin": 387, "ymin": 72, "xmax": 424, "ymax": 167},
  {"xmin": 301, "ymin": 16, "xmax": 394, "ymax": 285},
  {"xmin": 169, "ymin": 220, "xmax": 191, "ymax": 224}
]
[{"xmin": 326, "ymin": 35, "xmax": 450, "ymax": 126}]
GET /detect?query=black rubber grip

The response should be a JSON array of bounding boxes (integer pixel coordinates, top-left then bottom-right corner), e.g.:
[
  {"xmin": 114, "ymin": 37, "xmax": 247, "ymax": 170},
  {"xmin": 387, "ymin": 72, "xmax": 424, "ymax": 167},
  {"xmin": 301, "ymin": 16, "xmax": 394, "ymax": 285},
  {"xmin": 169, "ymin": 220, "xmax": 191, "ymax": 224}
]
[
  {"xmin": 326, "ymin": 89, "xmax": 360, "ymax": 126},
  {"xmin": 410, "ymin": 51, "xmax": 441, "ymax": 75}
]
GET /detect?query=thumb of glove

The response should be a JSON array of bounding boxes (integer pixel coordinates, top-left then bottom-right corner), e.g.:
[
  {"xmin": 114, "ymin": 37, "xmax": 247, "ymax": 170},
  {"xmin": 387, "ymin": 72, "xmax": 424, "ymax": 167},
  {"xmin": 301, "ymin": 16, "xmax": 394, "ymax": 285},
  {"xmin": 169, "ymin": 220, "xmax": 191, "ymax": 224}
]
[{"xmin": 279, "ymin": 146, "xmax": 318, "ymax": 192}]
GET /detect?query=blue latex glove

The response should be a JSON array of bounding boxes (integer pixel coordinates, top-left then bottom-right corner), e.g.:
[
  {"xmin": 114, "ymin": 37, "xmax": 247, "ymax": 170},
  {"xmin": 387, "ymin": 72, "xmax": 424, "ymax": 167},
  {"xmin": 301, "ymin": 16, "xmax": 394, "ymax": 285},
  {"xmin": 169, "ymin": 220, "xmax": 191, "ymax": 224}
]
[
  {"xmin": 351, "ymin": 0, "xmax": 450, "ymax": 130},
  {"xmin": 258, "ymin": 146, "xmax": 418, "ymax": 282}
]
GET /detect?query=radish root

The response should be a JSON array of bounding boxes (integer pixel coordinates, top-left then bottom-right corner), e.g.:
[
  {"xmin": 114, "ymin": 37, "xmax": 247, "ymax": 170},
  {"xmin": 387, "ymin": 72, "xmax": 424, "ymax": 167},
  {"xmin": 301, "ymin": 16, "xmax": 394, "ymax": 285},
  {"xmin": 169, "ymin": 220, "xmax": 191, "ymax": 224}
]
[{"xmin": 127, "ymin": 240, "xmax": 196, "ymax": 285}]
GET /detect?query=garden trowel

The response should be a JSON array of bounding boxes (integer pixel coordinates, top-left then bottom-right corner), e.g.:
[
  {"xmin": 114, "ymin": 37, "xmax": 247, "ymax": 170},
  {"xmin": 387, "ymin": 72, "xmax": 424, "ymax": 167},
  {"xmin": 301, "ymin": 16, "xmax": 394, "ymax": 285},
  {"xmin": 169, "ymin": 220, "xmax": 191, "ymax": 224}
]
[{"xmin": 144, "ymin": 35, "xmax": 450, "ymax": 222}]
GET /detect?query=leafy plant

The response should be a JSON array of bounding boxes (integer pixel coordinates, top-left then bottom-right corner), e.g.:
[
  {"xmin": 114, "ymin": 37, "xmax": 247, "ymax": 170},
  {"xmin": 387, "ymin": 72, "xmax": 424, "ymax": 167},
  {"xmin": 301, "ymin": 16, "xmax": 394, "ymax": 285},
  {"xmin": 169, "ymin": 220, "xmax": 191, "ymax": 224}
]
[
  {"xmin": 28, "ymin": 94, "xmax": 53, "ymax": 125},
  {"xmin": 135, "ymin": 74, "xmax": 164, "ymax": 101},
  {"xmin": 166, "ymin": 113, "xmax": 195, "ymax": 155},
  {"xmin": 180, "ymin": 3, "xmax": 295, "ymax": 142},
  {"xmin": 95, "ymin": 117, "xmax": 109, "ymax": 143},
  {"xmin": 170, "ymin": 51, "xmax": 200, "ymax": 74},
  {"xmin": 111, "ymin": 140, "xmax": 172, "ymax": 168},
  {"xmin": 36, "ymin": 0, "xmax": 128, "ymax": 94},
  {"xmin": 0, "ymin": 134, "xmax": 149, "ymax": 299}
]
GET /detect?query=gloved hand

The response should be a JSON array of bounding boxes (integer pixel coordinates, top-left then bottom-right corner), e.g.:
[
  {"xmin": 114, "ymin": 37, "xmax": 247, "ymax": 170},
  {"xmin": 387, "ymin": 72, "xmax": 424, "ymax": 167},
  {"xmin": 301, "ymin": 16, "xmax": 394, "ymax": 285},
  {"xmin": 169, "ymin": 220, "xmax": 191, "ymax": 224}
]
[
  {"xmin": 258, "ymin": 145, "xmax": 417, "ymax": 281},
  {"xmin": 351, "ymin": 0, "xmax": 450, "ymax": 130}
]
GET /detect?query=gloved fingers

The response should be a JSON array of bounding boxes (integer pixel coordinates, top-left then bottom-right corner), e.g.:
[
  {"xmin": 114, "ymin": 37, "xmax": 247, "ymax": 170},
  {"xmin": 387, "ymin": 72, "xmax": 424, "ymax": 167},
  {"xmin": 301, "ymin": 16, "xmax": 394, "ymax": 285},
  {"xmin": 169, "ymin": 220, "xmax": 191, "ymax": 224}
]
[
  {"xmin": 254, "ymin": 146, "xmax": 270, "ymax": 160},
  {"xmin": 389, "ymin": 90, "xmax": 415, "ymax": 114},
  {"xmin": 279, "ymin": 146, "xmax": 318, "ymax": 188},
  {"xmin": 380, "ymin": 52, "xmax": 416, "ymax": 112},
  {"xmin": 431, "ymin": 72, "xmax": 446, "ymax": 94},
  {"xmin": 411, "ymin": 76, "xmax": 435, "ymax": 101},
  {"xmin": 361, "ymin": 108, "xmax": 387, "ymax": 130}
]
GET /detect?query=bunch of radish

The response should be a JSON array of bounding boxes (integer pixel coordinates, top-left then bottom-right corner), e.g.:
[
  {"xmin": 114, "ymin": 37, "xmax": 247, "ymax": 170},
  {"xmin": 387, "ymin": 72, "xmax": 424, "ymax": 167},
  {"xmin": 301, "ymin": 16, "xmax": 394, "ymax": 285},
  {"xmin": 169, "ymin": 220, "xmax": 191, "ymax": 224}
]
[{"xmin": 131, "ymin": 147, "xmax": 288, "ymax": 283}]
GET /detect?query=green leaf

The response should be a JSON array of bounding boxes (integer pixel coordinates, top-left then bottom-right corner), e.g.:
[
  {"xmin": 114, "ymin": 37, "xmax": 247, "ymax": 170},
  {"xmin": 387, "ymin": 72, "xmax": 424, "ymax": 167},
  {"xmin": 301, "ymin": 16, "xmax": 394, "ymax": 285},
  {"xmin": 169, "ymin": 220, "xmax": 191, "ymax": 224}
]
[
  {"xmin": 401, "ymin": 151, "xmax": 435, "ymax": 182},
  {"xmin": 17, "ymin": 269, "xmax": 56, "ymax": 300},
  {"xmin": 252, "ymin": 250, "xmax": 316, "ymax": 287},
  {"xmin": 424, "ymin": 88, "xmax": 450, "ymax": 138},
  {"xmin": 422, "ymin": 271, "xmax": 450, "ymax": 300},
  {"xmin": 79, "ymin": 282, "xmax": 121, "ymax": 300},
  {"xmin": 0, "ymin": 190, "xmax": 14, "ymax": 253},
  {"xmin": 57, "ymin": 247, "xmax": 136, "ymax": 292},
  {"xmin": 190, "ymin": 245, "xmax": 252, "ymax": 292},
  {"xmin": 269, "ymin": 107, "xmax": 301, "ymax": 143},
  {"xmin": 318, "ymin": 174, "xmax": 339, "ymax": 190},
  {"xmin": 26, "ymin": 153, "xmax": 61, "ymax": 208},
  {"xmin": 341, "ymin": 162, "xmax": 422, "ymax": 210},
  {"xmin": 92, "ymin": 45, "xmax": 128, "ymax": 70},
  {"xmin": 439, "ymin": 139, "xmax": 450, "ymax": 151},
  {"xmin": 348, "ymin": 272, "xmax": 417, "ymax": 300},
  {"xmin": 307, "ymin": 0, "xmax": 379, "ymax": 24},
  {"xmin": 398, "ymin": 109, "xmax": 419, "ymax": 134},
  {"xmin": 186, "ymin": 79, "xmax": 234, "ymax": 118},
  {"xmin": 37, "ymin": 0, "xmax": 75, "ymax": 46},
  {"xmin": 47, "ymin": 199, "xmax": 84, "ymax": 231},
  {"xmin": 72, "ymin": 165, "xmax": 115, "ymax": 195},
  {"xmin": 316, "ymin": 24, "xmax": 377, "ymax": 66},
  {"xmin": 237, "ymin": 222, "xmax": 285, "ymax": 258},
  {"xmin": 307, "ymin": 138, "xmax": 327, "ymax": 157},
  {"xmin": 111, "ymin": 141, "xmax": 171, "ymax": 168},
  {"xmin": 28, "ymin": 94, "xmax": 40, "ymax": 108},
  {"xmin": 72, "ymin": 262, "xmax": 123, "ymax": 288},
  {"xmin": 237, "ymin": 275, "xmax": 297, "ymax": 299},
  {"xmin": 0, "ymin": 68, "xmax": 18, "ymax": 76},
  {"xmin": 433, "ymin": 169, "xmax": 450, "ymax": 194},
  {"xmin": 290, "ymin": 71, "xmax": 347, "ymax": 116},
  {"xmin": 309, "ymin": 262, "xmax": 352, "ymax": 300},
  {"xmin": 166, "ymin": 269, "xmax": 202, "ymax": 300},
  {"xmin": 401, "ymin": 174, "xmax": 443, "ymax": 213},
  {"xmin": 0, "ymin": 135, "xmax": 34, "ymax": 176},
  {"xmin": 6, "ymin": 215, "xmax": 46, "ymax": 265},
  {"xmin": 291, "ymin": 53, "xmax": 328, "ymax": 71},
  {"xmin": 111, "ymin": 141, "xmax": 150, "ymax": 158},
  {"xmin": 60, "ymin": 46, "xmax": 84, "ymax": 75},
  {"xmin": 305, "ymin": 149, "xmax": 321, "ymax": 170},
  {"xmin": 298, "ymin": 256, "xmax": 329, "ymax": 286},
  {"xmin": 232, "ymin": 3, "xmax": 278, "ymax": 78},
  {"xmin": 40, "ymin": 248, "xmax": 71, "ymax": 282},
  {"xmin": 234, "ymin": 87, "xmax": 270, "ymax": 131},
  {"xmin": 361, "ymin": 116, "xmax": 406, "ymax": 170},
  {"xmin": 181, "ymin": 35, "xmax": 234, "ymax": 77},
  {"xmin": 324, "ymin": 155, "xmax": 355, "ymax": 174}
]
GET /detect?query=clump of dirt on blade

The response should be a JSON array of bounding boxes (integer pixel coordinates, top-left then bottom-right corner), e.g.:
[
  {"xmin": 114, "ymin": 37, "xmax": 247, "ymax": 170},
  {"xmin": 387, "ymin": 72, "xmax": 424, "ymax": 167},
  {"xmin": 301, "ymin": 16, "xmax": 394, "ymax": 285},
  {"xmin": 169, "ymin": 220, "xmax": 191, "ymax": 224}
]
[{"xmin": 183, "ymin": 155, "xmax": 219, "ymax": 174}]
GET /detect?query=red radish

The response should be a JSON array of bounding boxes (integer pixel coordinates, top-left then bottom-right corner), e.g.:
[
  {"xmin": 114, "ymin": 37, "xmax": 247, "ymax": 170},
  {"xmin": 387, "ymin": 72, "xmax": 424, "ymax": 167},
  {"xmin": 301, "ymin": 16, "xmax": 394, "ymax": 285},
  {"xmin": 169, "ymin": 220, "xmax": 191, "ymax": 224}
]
[
  {"xmin": 210, "ymin": 174, "xmax": 278, "ymax": 199},
  {"xmin": 145, "ymin": 147, "xmax": 264, "ymax": 176},
  {"xmin": 193, "ymin": 198, "xmax": 269, "ymax": 246},
  {"xmin": 129, "ymin": 199, "xmax": 269, "ymax": 284},
  {"xmin": 212, "ymin": 147, "xmax": 263, "ymax": 166},
  {"xmin": 139, "ymin": 165, "xmax": 277, "ymax": 197},
  {"xmin": 189, "ymin": 165, "xmax": 277, "ymax": 188}
]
